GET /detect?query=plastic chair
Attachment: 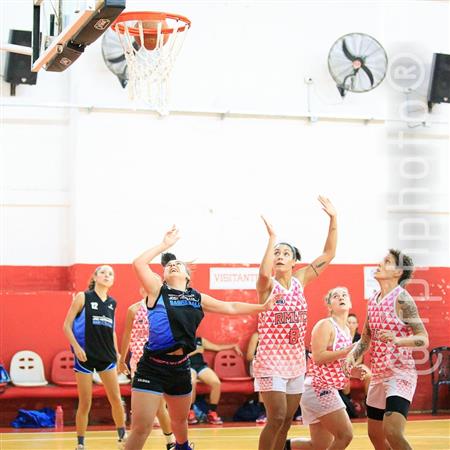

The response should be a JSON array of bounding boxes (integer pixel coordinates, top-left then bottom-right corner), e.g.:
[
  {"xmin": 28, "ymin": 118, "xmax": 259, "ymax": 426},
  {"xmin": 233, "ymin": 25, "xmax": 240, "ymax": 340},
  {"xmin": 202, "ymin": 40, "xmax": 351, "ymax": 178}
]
[
  {"xmin": 51, "ymin": 350, "xmax": 76, "ymax": 386},
  {"xmin": 430, "ymin": 346, "xmax": 450, "ymax": 414},
  {"xmin": 93, "ymin": 370, "xmax": 130, "ymax": 385},
  {"xmin": 0, "ymin": 361, "xmax": 9, "ymax": 393},
  {"xmin": 213, "ymin": 350, "xmax": 252, "ymax": 381},
  {"xmin": 10, "ymin": 350, "xmax": 48, "ymax": 387}
]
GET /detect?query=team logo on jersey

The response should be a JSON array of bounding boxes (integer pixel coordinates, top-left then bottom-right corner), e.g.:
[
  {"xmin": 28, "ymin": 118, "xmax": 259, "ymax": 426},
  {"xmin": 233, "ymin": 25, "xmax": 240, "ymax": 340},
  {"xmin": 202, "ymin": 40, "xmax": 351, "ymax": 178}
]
[
  {"xmin": 91, "ymin": 302, "xmax": 98, "ymax": 310},
  {"xmin": 108, "ymin": 304, "xmax": 114, "ymax": 310},
  {"xmin": 273, "ymin": 310, "xmax": 307, "ymax": 325}
]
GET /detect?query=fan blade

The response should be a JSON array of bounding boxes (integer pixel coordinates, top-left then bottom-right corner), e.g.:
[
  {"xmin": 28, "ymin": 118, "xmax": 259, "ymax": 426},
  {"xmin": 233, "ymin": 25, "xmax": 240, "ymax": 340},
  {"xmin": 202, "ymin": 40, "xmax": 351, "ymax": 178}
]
[
  {"xmin": 337, "ymin": 85, "xmax": 347, "ymax": 98},
  {"xmin": 361, "ymin": 65, "xmax": 375, "ymax": 86},
  {"xmin": 342, "ymin": 39, "xmax": 357, "ymax": 61},
  {"xmin": 107, "ymin": 54, "xmax": 126, "ymax": 64},
  {"xmin": 118, "ymin": 76, "xmax": 128, "ymax": 88}
]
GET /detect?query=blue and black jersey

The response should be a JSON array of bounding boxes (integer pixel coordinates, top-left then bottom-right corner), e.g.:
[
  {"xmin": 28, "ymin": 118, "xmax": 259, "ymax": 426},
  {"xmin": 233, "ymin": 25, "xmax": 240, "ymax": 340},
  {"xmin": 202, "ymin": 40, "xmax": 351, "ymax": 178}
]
[
  {"xmin": 72, "ymin": 290, "xmax": 117, "ymax": 365},
  {"xmin": 145, "ymin": 284, "xmax": 204, "ymax": 355}
]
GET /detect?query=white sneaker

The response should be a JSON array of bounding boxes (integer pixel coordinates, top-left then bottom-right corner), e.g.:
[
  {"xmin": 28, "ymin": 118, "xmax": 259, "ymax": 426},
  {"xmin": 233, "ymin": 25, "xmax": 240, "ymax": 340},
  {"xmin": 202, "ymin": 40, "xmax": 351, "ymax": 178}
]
[{"xmin": 75, "ymin": 445, "xmax": 85, "ymax": 450}]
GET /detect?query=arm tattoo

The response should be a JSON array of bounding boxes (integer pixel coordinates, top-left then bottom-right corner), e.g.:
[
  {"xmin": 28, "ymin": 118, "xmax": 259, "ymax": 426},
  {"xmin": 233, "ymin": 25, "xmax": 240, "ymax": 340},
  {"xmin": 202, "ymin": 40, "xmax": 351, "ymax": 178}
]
[
  {"xmin": 316, "ymin": 261, "xmax": 327, "ymax": 268},
  {"xmin": 397, "ymin": 291, "xmax": 426, "ymax": 335},
  {"xmin": 310, "ymin": 264, "xmax": 319, "ymax": 276},
  {"xmin": 414, "ymin": 339, "xmax": 425, "ymax": 347},
  {"xmin": 352, "ymin": 319, "xmax": 371, "ymax": 361},
  {"xmin": 352, "ymin": 340, "xmax": 368, "ymax": 361}
]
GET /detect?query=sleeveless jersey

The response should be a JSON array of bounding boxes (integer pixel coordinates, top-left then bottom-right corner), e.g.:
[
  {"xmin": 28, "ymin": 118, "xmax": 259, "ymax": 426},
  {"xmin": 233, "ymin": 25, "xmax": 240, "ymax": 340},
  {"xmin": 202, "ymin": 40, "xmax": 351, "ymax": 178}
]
[
  {"xmin": 129, "ymin": 300, "xmax": 148, "ymax": 367},
  {"xmin": 309, "ymin": 318, "xmax": 352, "ymax": 390},
  {"xmin": 144, "ymin": 284, "xmax": 204, "ymax": 355},
  {"xmin": 72, "ymin": 290, "xmax": 116, "ymax": 363},
  {"xmin": 253, "ymin": 277, "xmax": 308, "ymax": 378},
  {"xmin": 368, "ymin": 286, "xmax": 416, "ymax": 383}
]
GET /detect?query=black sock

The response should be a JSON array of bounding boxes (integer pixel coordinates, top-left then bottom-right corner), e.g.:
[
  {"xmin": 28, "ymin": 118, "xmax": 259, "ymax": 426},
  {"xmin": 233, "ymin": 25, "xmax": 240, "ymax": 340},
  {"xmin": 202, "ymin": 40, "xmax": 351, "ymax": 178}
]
[
  {"xmin": 209, "ymin": 404, "xmax": 217, "ymax": 412},
  {"xmin": 285, "ymin": 439, "xmax": 291, "ymax": 450}
]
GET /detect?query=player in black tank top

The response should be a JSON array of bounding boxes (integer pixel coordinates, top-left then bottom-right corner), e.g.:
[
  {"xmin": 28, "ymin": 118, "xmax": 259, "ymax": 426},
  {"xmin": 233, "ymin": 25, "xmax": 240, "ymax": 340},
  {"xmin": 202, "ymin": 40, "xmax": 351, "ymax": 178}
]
[
  {"xmin": 63, "ymin": 265, "xmax": 127, "ymax": 450},
  {"xmin": 124, "ymin": 226, "xmax": 281, "ymax": 450}
]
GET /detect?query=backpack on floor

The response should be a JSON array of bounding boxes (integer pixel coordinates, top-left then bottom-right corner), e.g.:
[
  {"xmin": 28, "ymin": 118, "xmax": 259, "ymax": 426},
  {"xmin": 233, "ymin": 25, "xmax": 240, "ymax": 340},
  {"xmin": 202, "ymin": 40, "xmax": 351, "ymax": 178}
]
[
  {"xmin": 11, "ymin": 408, "xmax": 55, "ymax": 428},
  {"xmin": 233, "ymin": 399, "xmax": 262, "ymax": 421}
]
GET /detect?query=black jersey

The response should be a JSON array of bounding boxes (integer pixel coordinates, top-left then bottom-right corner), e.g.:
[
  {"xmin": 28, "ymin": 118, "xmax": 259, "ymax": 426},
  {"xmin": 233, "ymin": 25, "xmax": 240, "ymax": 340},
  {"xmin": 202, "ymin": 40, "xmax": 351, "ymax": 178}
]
[
  {"xmin": 145, "ymin": 284, "xmax": 204, "ymax": 355},
  {"xmin": 72, "ymin": 290, "xmax": 117, "ymax": 364}
]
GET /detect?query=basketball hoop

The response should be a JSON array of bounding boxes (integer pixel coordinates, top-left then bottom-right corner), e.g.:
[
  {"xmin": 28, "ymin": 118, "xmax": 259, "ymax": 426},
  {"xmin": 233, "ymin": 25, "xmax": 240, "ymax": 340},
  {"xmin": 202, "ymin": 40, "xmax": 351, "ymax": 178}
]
[{"xmin": 111, "ymin": 11, "xmax": 191, "ymax": 114}]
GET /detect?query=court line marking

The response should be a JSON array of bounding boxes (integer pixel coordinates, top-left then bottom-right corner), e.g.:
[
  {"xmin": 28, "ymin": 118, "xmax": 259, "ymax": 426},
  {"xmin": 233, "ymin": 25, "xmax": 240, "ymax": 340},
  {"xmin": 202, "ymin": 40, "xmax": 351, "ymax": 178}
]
[{"xmin": 1, "ymin": 434, "xmax": 449, "ymax": 443}]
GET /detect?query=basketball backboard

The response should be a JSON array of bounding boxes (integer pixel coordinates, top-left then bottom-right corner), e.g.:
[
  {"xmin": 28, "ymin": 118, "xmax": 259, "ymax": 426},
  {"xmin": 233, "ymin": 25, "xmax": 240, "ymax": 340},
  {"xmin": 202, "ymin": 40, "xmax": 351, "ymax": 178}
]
[{"xmin": 32, "ymin": 0, "xmax": 125, "ymax": 72}]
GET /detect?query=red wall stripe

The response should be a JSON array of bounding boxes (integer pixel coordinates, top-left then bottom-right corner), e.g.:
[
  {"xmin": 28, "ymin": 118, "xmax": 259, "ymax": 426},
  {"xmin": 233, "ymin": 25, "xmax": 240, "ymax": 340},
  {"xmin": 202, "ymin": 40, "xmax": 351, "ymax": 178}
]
[{"xmin": 1, "ymin": 264, "xmax": 449, "ymax": 411}]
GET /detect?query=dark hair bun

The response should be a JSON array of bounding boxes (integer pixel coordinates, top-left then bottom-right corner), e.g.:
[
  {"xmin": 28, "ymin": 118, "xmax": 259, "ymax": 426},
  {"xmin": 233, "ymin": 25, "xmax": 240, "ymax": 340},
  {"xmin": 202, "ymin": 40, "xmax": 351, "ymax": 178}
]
[{"xmin": 161, "ymin": 252, "xmax": 177, "ymax": 267}]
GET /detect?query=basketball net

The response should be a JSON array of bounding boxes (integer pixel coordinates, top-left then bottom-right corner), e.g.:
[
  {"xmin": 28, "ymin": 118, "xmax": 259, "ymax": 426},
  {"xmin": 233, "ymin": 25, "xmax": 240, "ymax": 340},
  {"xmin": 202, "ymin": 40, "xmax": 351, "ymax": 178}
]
[{"xmin": 111, "ymin": 12, "xmax": 190, "ymax": 115}]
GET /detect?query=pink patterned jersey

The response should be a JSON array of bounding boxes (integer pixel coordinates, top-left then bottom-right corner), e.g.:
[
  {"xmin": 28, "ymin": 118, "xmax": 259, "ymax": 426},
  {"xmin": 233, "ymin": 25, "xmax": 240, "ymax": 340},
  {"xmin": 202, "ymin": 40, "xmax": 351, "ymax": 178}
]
[
  {"xmin": 309, "ymin": 318, "xmax": 352, "ymax": 390},
  {"xmin": 368, "ymin": 286, "xmax": 416, "ymax": 383},
  {"xmin": 129, "ymin": 300, "xmax": 148, "ymax": 371},
  {"xmin": 253, "ymin": 277, "xmax": 308, "ymax": 378}
]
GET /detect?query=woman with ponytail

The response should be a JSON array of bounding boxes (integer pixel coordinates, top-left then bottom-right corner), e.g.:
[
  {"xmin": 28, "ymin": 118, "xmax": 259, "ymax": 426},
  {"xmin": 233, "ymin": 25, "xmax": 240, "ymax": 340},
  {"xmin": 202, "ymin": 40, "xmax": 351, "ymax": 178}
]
[
  {"xmin": 63, "ymin": 265, "xmax": 127, "ymax": 450},
  {"xmin": 124, "ymin": 226, "xmax": 281, "ymax": 450},
  {"xmin": 254, "ymin": 196, "xmax": 338, "ymax": 450}
]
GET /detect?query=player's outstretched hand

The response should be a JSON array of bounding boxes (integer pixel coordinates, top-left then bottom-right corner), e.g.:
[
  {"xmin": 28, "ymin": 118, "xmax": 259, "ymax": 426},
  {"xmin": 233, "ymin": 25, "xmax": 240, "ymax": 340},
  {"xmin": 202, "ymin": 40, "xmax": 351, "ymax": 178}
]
[
  {"xmin": 261, "ymin": 215, "xmax": 276, "ymax": 238},
  {"xmin": 162, "ymin": 225, "xmax": 180, "ymax": 248},
  {"xmin": 318, "ymin": 196, "xmax": 337, "ymax": 218}
]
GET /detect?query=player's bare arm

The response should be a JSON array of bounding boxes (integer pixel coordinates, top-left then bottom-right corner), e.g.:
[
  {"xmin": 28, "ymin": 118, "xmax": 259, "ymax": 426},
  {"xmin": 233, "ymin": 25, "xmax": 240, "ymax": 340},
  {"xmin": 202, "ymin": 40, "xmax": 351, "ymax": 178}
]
[
  {"xmin": 295, "ymin": 196, "xmax": 337, "ymax": 287},
  {"xmin": 379, "ymin": 290, "xmax": 429, "ymax": 348}
]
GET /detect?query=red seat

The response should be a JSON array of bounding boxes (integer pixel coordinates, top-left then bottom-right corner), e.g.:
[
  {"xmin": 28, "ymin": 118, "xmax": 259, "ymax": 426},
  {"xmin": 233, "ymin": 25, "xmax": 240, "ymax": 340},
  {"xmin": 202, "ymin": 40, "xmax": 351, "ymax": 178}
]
[
  {"xmin": 51, "ymin": 350, "xmax": 77, "ymax": 386},
  {"xmin": 213, "ymin": 350, "xmax": 252, "ymax": 381}
]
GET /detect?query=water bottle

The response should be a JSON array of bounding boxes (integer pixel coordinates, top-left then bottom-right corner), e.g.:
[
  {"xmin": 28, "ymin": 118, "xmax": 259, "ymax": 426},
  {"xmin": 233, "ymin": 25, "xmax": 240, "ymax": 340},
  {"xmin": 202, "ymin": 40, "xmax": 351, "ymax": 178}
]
[{"xmin": 55, "ymin": 405, "xmax": 64, "ymax": 430}]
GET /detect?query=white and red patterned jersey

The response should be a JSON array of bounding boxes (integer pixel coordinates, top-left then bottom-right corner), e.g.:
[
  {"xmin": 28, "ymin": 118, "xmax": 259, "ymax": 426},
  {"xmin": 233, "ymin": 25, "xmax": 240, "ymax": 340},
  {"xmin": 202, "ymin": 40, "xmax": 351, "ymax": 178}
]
[
  {"xmin": 309, "ymin": 318, "xmax": 352, "ymax": 390},
  {"xmin": 253, "ymin": 277, "xmax": 308, "ymax": 378},
  {"xmin": 129, "ymin": 300, "xmax": 148, "ymax": 369},
  {"xmin": 368, "ymin": 286, "xmax": 416, "ymax": 383}
]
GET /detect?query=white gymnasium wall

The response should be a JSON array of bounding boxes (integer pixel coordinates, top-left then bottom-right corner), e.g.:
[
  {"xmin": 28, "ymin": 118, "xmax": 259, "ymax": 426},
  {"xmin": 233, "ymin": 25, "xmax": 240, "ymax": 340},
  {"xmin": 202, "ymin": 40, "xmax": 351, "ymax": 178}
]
[{"xmin": 1, "ymin": 1, "xmax": 449, "ymax": 266}]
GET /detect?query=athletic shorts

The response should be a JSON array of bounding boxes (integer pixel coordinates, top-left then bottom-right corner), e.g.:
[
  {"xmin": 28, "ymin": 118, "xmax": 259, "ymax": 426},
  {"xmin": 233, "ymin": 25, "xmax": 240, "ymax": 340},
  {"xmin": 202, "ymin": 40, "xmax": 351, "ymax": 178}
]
[
  {"xmin": 132, "ymin": 350, "xmax": 192, "ymax": 397},
  {"xmin": 366, "ymin": 377, "xmax": 417, "ymax": 410},
  {"xmin": 190, "ymin": 361, "xmax": 209, "ymax": 375},
  {"xmin": 74, "ymin": 357, "xmax": 116, "ymax": 374},
  {"xmin": 254, "ymin": 374, "xmax": 305, "ymax": 395},
  {"xmin": 300, "ymin": 380, "xmax": 345, "ymax": 425}
]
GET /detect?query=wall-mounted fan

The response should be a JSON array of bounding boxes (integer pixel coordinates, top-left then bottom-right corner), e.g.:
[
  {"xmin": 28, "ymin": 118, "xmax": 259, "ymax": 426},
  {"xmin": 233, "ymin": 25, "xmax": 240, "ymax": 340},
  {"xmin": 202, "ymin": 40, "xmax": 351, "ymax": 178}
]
[
  {"xmin": 101, "ymin": 28, "xmax": 128, "ymax": 88},
  {"xmin": 328, "ymin": 33, "xmax": 388, "ymax": 97}
]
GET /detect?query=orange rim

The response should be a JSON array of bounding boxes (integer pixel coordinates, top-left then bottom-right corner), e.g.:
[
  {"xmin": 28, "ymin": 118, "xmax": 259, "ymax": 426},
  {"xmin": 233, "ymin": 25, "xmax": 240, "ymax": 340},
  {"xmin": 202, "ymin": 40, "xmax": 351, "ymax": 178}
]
[{"xmin": 111, "ymin": 11, "xmax": 191, "ymax": 36}]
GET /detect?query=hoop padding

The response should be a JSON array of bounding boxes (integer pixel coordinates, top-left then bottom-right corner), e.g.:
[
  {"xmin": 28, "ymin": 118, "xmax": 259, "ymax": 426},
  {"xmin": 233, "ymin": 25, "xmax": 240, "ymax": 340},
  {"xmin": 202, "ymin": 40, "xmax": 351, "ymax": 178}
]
[{"xmin": 111, "ymin": 11, "xmax": 191, "ymax": 114}]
